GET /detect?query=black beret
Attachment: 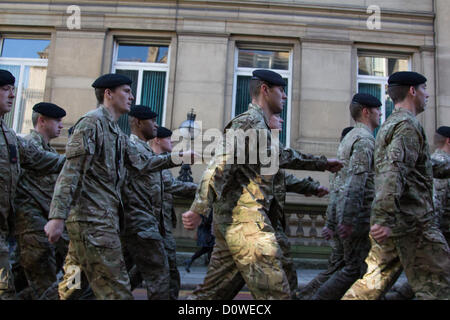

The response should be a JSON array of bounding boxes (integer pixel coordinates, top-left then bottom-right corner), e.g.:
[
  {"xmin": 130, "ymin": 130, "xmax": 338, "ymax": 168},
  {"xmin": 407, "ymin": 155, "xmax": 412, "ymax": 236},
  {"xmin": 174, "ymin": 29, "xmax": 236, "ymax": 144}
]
[
  {"xmin": 157, "ymin": 126, "xmax": 172, "ymax": 138},
  {"xmin": 0, "ymin": 69, "xmax": 15, "ymax": 86},
  {"xmin": 33, "ymin": 102, "xmax": 66, "ymax": 118},
  {"xmin": 436, "ymin": 126, "xmax": 450, "ymax": 138},
  {"xmin": 341, "ymin": 126, "xmax": 354, "ymax": 138},
  {"xmin": 91, "ymin": 73, "xmax": 132, "ymax": 89},
  {"xmin": 129, "ymin": 105, "xmax": 158, "ymax": 120},
  {"xmin": 352, "ymin": 93, "xmax": 382, "ymax": 108},
  {"xmin": 252, "ymin": 69, "xmax": 286, "ymax": 86},
  {"xmin": 388, "ymin": 71, "xmax": 427, "ymax": 87}
]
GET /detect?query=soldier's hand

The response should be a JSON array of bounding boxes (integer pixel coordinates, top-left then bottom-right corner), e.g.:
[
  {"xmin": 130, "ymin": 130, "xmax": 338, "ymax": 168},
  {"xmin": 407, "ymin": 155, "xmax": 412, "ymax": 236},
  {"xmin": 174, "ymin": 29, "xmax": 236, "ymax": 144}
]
[
  {"xmin": 370, "ymin": 224, "xmax": 391, "ymax": 243},
  {"xmin": 325, "ymin": 158, "xmax": 343, "ymax": 173},
  {"xmin": 44, "ymin": 219, "xmax": 65, "ymax": 244},
  {"xmin": 179, "ymin": 150, "xmax": 202, "ymax": 164},
  {"xmin": 321, "ymin": 226, "xmax": 334, "ymax": 240},
  {"xmin": 338, "ymin": 224, "xmax": 353, "ymax": 239},
  {"xmin": 315, "ymin": 186, "xmax": 329, "ymax": 197},
  {"xmin": 182, "ymin": 210, "xmax": 202, "ymax": 230}
]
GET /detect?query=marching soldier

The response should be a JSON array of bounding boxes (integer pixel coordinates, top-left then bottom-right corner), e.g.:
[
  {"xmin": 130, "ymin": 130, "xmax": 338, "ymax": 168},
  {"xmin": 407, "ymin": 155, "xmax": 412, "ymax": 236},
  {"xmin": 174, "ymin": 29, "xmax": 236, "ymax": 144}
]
[
  {"xmin": 0, "ymin": 70, "xmax": 65, "ymax": 299},
  {"xmin": 44, "ymin": 74, "xmax": 192, "ymax": 299},
  {"xmin": 343, "ymin": 71, "xmax": 450, "ymax": 300},
  {"xmin": 298, "ymin": 93, "xmax": 381, "ymax": 300},
  {"xmin": 150, "ymin": 126, "xmax": 198, "ymax": 299},
  {"xmin": 182, "ymin": 69, "xmax": 342, "ymax": 299}
]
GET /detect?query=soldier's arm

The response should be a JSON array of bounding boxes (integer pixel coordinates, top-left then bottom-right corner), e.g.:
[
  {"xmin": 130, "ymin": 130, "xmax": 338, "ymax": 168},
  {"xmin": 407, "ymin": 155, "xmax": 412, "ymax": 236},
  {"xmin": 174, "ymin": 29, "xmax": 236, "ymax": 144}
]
[
  {"xmin": 324, "ymin": 174, "xmax": 338, "ymax": 231},
  {"xmin": 279, "ymin": 147, "xmax": 329, "ymax": 172},
  {"xmin": 48, "ymin": 120, "xmax": 97, "ymax": 220},
  {"xmin": 17, "ymin": 136, "xmax": 65, "ymax": 173},
  {"xmin": 371, "ymin": 121, "xmax": 418, "ymax": 230},
  {"xmin": 284, "ymin": 172, "xmax": 320, "ymax": 195},
  {"xmin": 163, "ymin": 170, "xmax": 198, "ymax": 198},
  {"xmin": 337, "ymin": 138, "xmax": 373, "ymax": 225},
  {"xmin": 431, "ymin": 153, "xmax": 450, "ymax": 179},
  {"xmin": 125, "ymin": 137, "xmax": 180, "ymax": 173}
]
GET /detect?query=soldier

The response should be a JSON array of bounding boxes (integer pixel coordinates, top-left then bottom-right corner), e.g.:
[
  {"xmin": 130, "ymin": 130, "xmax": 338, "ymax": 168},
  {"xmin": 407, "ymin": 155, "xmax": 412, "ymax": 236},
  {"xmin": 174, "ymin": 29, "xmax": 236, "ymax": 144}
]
[
  {"xmin": 298, "ymin": 93, "xmax": 382, "ymax": 300},
  {"xmin": 122, "ymin": 106, "xmax": 181, "ymax": 300},
  {"xmin": 182, "ymin": 69, "xmax": 342, "ymax": 299},
  {"xmin": 296, "ymin": 126, "xmax": 354, "ymax": 300},
  {"xmin": 14, "ymin": 102, "xmax": 68, "ymax": 300},
  {"xmin": 150, "ymin": 126, "xmax": 198, "ymax": 299},
  {"xmin": 44, "ymin": 74, "xmax": 192, "ymax": 300},
  {"xmin": 384, "ymin": 125, "xmax": 450, "ymax": 300},
  {"xmin": 0, "ymin": 70, "xmax": 65, "ymax": 299},
  {"xmin": 343, "ymin": 71, "xmax": 450, "ymax": 300}
]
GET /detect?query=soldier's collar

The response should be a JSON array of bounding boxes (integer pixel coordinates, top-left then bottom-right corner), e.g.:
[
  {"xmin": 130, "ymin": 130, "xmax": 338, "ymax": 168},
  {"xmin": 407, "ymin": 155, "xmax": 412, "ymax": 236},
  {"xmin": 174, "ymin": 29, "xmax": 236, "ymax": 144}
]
[
  {"xmin": 355, "ymin": 122, "xmax": 372, "ymax": 134},
  {"xmin": 248, "ymin": 103, "xmax": 270, "ymax": 128},
  {"xmin": 99, "ymin": 104, "xmax": 116, "ymax": 123}
]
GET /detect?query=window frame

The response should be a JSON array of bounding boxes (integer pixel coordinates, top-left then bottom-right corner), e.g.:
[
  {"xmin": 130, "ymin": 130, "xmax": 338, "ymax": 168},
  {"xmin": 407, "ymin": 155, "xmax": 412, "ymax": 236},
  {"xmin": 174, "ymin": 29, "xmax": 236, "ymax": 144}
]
[
  {"xmin": 0, "ymin": 38, "xmax": 49, "ymax": 132},
  {"xmin": 232, "ymin": 46, "xmax": 293, "ymax": 147},
  {"xmin": 111, "ymin": 41, "xmax": 171, "ymax": 126},
  {"xmin": 356, "ymin": 51, "xmax": 411, "ymax": 123}
]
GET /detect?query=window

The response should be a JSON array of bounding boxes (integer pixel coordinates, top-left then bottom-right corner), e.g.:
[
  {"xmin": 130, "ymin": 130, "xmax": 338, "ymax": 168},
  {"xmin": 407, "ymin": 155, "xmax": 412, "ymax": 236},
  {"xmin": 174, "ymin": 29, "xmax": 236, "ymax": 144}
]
[
  {"xmin": 357, "ymin": 52, "xmax": 410, "ymax": 134},
  {"xmin": 233, "ymin": 48, "xmax": 292, "ymax": 146},
  {"xmin": 0, "ymin": 38, "xmax": 50, "ymax": 133},
  {"xmin": 112, "ymin": 43, "xmax": 170, "ymax": 135}
]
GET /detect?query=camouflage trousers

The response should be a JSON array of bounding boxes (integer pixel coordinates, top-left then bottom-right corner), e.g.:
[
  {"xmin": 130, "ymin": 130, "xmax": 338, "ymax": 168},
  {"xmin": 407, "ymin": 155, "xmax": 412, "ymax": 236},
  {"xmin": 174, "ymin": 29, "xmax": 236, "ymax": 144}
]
[
  {"xmin": 58, "ymin": 222, "xmax": 133, "ymax": 300},
  {"xmin": 384, "ymin": 231, "xmax": 450, "ymax": 300},
  {"xmin": 343, "ymin": 227, "xmax": 450, "ymax": 300},
  {"xmin": 296, "ymin": 225, "xmax": 370, "ymax": 300},
  {"xmin": 188, "ymin": 211, "xmax": 291, "ymax": 300},
  {"xmin": 164, "ymin": 231, "xmax": 181, "ymax": 300},
  {"xmin": 190, "ymin": 227, "xmax": 297, "ymax": 301},
  {"xmin": 17, "ymin": 230, "xmax": 68, "ymax": 299},
  {"xmin": 0, "ymin": 232, "xmax": 15, "ymax": 300},
  {"xmin": 123, "ymin": 231, "xmax": 170, "ymax": 300}
]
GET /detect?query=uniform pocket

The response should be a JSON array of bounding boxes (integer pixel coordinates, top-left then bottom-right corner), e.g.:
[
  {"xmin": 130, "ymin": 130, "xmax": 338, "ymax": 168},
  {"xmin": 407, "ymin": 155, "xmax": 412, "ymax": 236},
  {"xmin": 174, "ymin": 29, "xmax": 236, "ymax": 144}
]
[
  {"xmin": 137, "ymin": 230, "xmax": 163, "ymax": 241},
  {"xmin": 86, "ymin": 231, "xmax": 121, "ymax": 249}
]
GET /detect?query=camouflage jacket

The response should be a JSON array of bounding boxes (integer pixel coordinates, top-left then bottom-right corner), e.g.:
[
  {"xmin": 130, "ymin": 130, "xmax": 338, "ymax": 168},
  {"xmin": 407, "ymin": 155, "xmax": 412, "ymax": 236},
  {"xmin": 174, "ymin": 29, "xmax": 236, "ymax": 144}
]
[
  {"xmin": 161, "ymin": 168, "xmax": 197, "ymax": 233},
  {"xmin": 123, "ymin": 135, "xmax": 180, "ymax": 239},
  {"xmin": 371, "ymin": 108, "xmax": 443, "ymax": 236},
  {"xmin": 325, "ymin": 172, "xmax": 339, "ymax": 231},
  {"xmin": 190, "ymin": 103, "xmax": 328, "ymax": 224},
  {"xmin": 335, "ymin": 123, "xmax": 375, "ymax": 226},
  {"xmin": 48, "ymin": 106, "xmax": 176, "ymax": 233},
  {"xmin": 431, "ymin": 149, "xmax": 450, "ymax": 233},
  {"xmin": 14, "ymin": 130, "xmax": 62, "ymax": 234},
  {"xmin": 272, "ymin": 169, "xmax": 320, "ymax": 231},
  {"xmin": 0, "ymin": 119, "xmax": 65, "ymax": 235}
]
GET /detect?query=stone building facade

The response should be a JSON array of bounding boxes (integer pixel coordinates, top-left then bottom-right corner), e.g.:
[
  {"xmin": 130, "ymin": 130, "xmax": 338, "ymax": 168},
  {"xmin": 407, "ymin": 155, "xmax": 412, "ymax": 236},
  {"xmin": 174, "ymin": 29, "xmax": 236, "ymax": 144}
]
[{"xmin": 1, "ymin": 0, "xmax": 449, "ymax": 253}]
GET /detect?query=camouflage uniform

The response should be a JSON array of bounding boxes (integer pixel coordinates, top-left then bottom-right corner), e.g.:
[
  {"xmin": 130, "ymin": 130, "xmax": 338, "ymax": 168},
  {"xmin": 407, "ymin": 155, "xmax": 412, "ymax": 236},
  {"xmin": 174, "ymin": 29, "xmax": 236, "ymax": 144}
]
[
  {"xmin": 161, "ymin": 168, "xmax": 197, "ymax": 299},
  {"xmin": 49, "ymin": 106, "xmax": 176, "ymax": 300},
  {"xmin": 198, "ymin": 170, "xmax": 321, "ymax": 300},
  {"xmin": 121, "ymin": 134, "xmax": 173, "ymax": 299},
  {"xmin": 342, "ymin": 108, "xmax": 450, "ymax": 300},
  {"xmin": 0, "ymin": 119, "xmax": 65, "ymax": 299},
  {"xmin": 384, "ymin": 148, "xmax": 450, "ymax": 300},
  {"xmin": 307, "ymin": 123, "xmax": 374, "ymax": 300},
  {"xmin": 296, "ymin": 172, "xmax": 344, "ymax": 299},
  {"xmin": 13, "ymin": 130, "xmax": 69, "ymax": 299},
  {"xmin": 188, "ymin": 103, "xmax": 329, "ymax": 300}
]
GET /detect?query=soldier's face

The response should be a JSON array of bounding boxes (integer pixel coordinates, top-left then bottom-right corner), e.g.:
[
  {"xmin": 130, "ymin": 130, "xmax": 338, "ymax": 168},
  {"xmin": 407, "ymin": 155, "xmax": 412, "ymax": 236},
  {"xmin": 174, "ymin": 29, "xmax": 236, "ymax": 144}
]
[
  {"xmin": 109, "ymin": 85, "xmax": 134, "ymax": 115},
  {"xmin": 369, "ymin": 107, "xmax": 382, "ymax": 128},
  {"xmin": 0, "ymin": 85, "xmax": 15, "ymax": 116},
  {"xmin": 43, "ymin": 117, "xmax": 64, "ymax": 139},
  {"xmin": 159, "ymin": 137, "xmax": 173, "ymax": 153},
  {"xmin": 414, "ymin": 83, "xmax": 429, "ymax": 114},
  {"xmin": 141, "ymin": 118, "xmax": 158, "ymax": 140},
  {"xmin": 266, "ymin": 85, "xmax": 286, "ymax": 114}
]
